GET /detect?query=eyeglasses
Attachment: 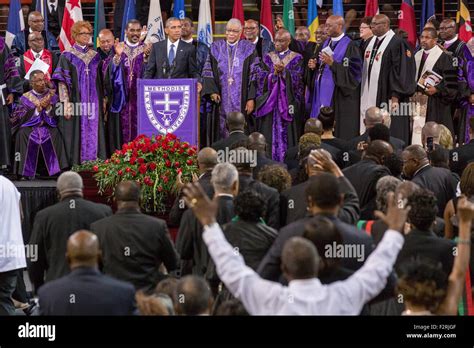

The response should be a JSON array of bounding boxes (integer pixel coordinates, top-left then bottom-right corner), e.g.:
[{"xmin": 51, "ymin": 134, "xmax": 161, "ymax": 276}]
[
  {"xmin": 30, "ymin": 19, "xmax": 45, "ymax": 23},
  {"xmin": 360, "ymin": 25, "xmax": 370, "ymax": 30},
  {"xmin": 439, "ymin": 26, "xmax": 456, "ymax": 31},
  {"xmin": 78, "ymin": 32, "xmax": 93, "ymax": 36},
  {"xmin": 370, "ymin": 22, "xmax": 385, "ymax": 27},
  {"xmin": 226, "ymin": 29, "xmax": 241, "ymax": 33},
  {"xmin": 244, "ymin": 27, "xmax": 258, "ymax": 30}
]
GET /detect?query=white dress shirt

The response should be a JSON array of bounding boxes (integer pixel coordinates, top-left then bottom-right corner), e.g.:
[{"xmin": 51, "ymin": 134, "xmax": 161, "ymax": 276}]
[
  {"xmin": 0, "ymin": 176, "xmax": 27, "ymax": 273},
  {"xmin": 203, "ymin": 222, "xmax": 404, "ymax": 315}
]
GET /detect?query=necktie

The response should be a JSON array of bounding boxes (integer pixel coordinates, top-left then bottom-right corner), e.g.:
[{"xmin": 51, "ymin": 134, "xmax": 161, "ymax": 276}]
[
  {"xmin": 168, "ymin": 44, "xmax": 175, "ymax": 65},
  {"xmin": 50, "ymin": 4, "xmax": 55, "ymax": 12}
]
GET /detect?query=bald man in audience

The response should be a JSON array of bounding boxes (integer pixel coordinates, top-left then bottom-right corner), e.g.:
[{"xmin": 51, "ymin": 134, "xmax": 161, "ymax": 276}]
[
  {"xmin": 211, "ymin": 112, "xmax": 248, "ymax": 152},
  {"xmin": 402, "ymin": 145, "xmax": 458, "ymax": 217},
  {"xmin": 169, "ymin": 147, "xmax": 218, "ymax": 227},
  {"xmin": 28, "ymin": 172, "xmax": 112, "ymax": 291},
  {"xmin": 248, "ymin": 132, "xmax": 286, "ymax": 178},
  {"xmin": 38, "ymin": 230, "xmax": 136, "ymax": 315},
  {"xmin": 91, "ymin": 181, "xmax": 178, "ymax": 292},
  {"xmin": 343, "ymin": 140, "xmax": 393, "ymax": 219},
  {"xmin": 349, "ymin": 107, "xmax": 405, "ymax": 151}
]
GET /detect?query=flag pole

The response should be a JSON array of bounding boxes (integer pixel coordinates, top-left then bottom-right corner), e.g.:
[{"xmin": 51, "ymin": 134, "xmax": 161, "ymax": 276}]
[{"xmin": 211, "ymin": 0, "xmax": 215, "ymax": 33}]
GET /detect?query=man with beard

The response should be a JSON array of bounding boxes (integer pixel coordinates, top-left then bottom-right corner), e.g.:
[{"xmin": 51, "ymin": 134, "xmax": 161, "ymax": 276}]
[
  {"xmin": 109, "ymin": 20, "xmax": 151, "ymax": 148},
  {"xmin": 410, "ymin": 28, "xmax": 457, "ymax": 145}
]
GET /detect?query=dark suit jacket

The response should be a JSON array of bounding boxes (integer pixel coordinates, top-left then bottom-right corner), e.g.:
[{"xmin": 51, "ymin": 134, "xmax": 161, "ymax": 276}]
[
  {"xmin": 29, "ymin": 196, "xmax": 112, "ymax": 290},
  {"xmin": 144, "ymin": 39, "xmax": 200, "ymax": 79},
  {"xmin": 280, "ymin": 176, "xmax": 360, "ymax": 227},
  {"xmin": 211, "ymin": 130, "xmax": 247, "ymax": 152},
  {"xmin": 238, "ymin": 173, "xmax": 280, "ymax": 229},
  {"xmin": 18, "ymin": 51, "xmax": 59, "ymax": 92},
  {"xmin": 169, "ymin": 171, "xmax": 214, "ymax": 227},
  {"xmin": 257, "ymin": 214, "xmax": 375, "ymax": 282},
  {"xmin": 396, "ymin": 229, "xmax": 456, "ymax": 275},
  {"xmin": 450, "ymin": 140, "xmax": 474, "ymax": 176},
  {"xmin": 90, "ymin": 209, "xmax": 178, "ymax": 291},
  {"xmin": 38, "ymin": 267, "xmax": 135, "ymax": 315},
  {"xmin": 411, "ymin": 165, "xmax": 459, "ymax": 217},
  {"xmin": 343, "ymin": 159, "xmax": 391, "ymax": 220},
  {"xmin": 349, "ymin": 131, "xmax": 406, "ymax": 152},
  {"xmin": 177, "ymin": 195, "xmax": 234, "ymax": 277}
]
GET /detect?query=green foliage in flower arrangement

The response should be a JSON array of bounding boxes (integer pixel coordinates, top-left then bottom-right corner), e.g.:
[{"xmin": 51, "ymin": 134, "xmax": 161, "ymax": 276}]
[{"xmin": 73, "ymin": 133, "xmax": 198, "ymax": 213}]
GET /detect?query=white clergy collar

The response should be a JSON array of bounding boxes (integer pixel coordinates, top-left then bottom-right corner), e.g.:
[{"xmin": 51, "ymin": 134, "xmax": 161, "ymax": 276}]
[
  {"xmin": 253, "ymin": 37, "xmax": 259, "ymax": 44},
  {"xmin": 376, "ymin": 31, "xmax": 390, "ymax": 40},
  {"xmin": 227, "ymin": 40, "xmax": 239, "ymax": 47},
  {"xmin": 331, "ymin": 33, "xmax": 345, "ymax": 42},
  {"xmin": 216, "ymin": 193, "xmax": 234, "ymax": 199},
  {"xmin": 77, "ymin": 44, "xmax": 87, "ymax": 50},
  {"xmin": 444, "ymin": 35, "xmax": 458, "ymax": 46},
  {"xmin": 279, "ymin": 49, "xmax": 289, "ymax": 55},
  {"xmin": 182, "ymin": 37, "xmax": 193, "ymax": 44},
  {"xmin": 32, "ymin": 49, "xmax": 44, "ymax": 57},
  {"xmin": 125, "ymin": 39, "xmax": 139, "ymax": 47}
]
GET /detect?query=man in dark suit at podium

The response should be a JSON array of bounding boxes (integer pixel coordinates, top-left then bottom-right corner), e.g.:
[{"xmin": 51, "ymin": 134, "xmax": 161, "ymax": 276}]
[{"xmin": 144, "ymin": 17, "xmax": 200, "ymax": 88}]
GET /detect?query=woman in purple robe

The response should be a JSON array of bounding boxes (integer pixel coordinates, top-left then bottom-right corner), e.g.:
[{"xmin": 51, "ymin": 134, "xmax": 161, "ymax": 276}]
[{"xmin": 52, "ymin": 21, "xmax": 106, "ymax": 166}]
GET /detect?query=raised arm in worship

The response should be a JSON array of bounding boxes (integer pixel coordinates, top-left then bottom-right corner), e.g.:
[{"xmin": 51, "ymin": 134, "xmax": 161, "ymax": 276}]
[
  {"xmin": 437, "ymin": 197, "xmax": 474, "ymax": 315},
  {"xmin": 182, "ymin": 179, "xmax": 408, "ymax": 315}
]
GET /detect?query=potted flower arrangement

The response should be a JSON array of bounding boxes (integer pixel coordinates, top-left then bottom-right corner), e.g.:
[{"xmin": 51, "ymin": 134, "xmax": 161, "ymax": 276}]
[{"xmin": 74, "ymin": 133, "xmax": 198, "ymax": 214}]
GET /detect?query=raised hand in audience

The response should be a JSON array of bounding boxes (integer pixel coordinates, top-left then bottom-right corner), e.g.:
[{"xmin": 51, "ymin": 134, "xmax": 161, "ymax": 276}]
[
  {"xmin": 437, "ymin": 196, "xmax": 474, "ymax": 315},
  {"xmin": 183, "ymin": 182, "xmax": 218, "ymax": 227}
]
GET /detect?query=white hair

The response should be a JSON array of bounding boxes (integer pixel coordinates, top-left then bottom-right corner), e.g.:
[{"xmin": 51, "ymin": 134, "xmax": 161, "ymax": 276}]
[
  {"xmin": 57, "ymin": 171, "xmax": 83, "ymax": 194},
  {"xmin": 211, "ymin": 163, "xmax": 238, "ymax": 192},
  {"xmin": 226, "ymin": 18, "xmax": 243, "ymax": 31}
]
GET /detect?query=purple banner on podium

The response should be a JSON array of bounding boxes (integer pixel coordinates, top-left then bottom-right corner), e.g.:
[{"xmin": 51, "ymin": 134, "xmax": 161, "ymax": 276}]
[{"xmin": 137, "ymin": 78, "xmax": 198, "ymax": 146}]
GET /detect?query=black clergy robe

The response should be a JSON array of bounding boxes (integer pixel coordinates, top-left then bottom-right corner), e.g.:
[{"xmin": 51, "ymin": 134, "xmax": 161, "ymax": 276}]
[
  {"xmin": 360, "ymin": 30, "xmax": 417, "ymax": 145},
  {"xmin": 445, "ymin": 38, "xmax": 474, "ymax": 144},
  {"xmin": 202, "ymin": 39, "xmax": 258, "ymax": 144},
  {"xmin": 310, "ymin": 36, "xmax": 362, "ymax": 140},
  {"xmin": 415, "ymin": 47, "xmax": 458, "ymax": 135},
  {"xmin": 0, "ymin": 38, "xmax": 23, "ymax": 169}
]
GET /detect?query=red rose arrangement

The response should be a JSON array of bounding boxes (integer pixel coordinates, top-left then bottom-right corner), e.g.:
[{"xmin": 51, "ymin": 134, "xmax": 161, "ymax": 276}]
[{"xmin": 86, "ymin": 133, "xmax": 198, "ymax": 213}]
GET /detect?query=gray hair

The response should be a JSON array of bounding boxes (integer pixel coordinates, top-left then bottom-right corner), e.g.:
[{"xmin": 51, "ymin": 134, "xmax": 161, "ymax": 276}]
[
  {"xmin": 226, "ymin": 18, "xmax": 243, "ymax": 31},
  {"xmin": 211, "ymin": 163, "xmax": 238, "ymax": 193},
  {"xmin": 376, "ymin": 176, "xmax": 401, "ymax": 212},
  {"xmin": 57, "ymin": 171, "xmax": 83, "ymax": 195},
  {"xmin": 166, "ymin": 17, "xmax": 181, "ymax": 28}
]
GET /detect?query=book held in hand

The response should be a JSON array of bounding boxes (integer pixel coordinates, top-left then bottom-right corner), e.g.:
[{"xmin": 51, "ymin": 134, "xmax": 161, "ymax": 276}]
[{"xmin": 417, "ymin": 69, "xmax": 443, "ymax": 90}]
